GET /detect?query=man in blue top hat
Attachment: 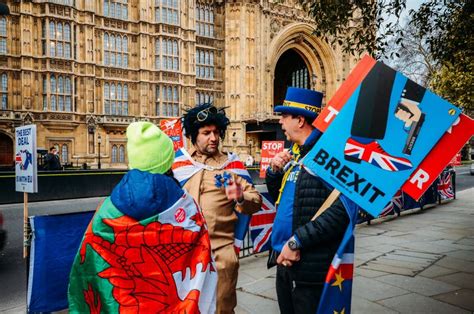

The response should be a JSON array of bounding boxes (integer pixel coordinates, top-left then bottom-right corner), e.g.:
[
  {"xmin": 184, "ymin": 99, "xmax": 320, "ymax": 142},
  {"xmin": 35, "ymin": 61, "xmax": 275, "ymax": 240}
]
[{"xmin": 266, "ymin": 87, "xmax": 350, "ymax": 314}]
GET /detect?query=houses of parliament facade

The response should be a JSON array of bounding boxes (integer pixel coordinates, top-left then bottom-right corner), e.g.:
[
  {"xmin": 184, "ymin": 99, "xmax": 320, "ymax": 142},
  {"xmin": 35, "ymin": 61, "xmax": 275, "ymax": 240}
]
[{"xmin": 0, "ymin": 0, "xmax": 359, "ymax": 169}]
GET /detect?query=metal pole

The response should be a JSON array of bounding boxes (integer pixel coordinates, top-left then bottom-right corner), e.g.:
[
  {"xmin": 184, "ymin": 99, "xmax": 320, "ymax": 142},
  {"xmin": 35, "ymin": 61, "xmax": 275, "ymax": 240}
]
[{"xmin": 98, "ymin": 141, "xmax": 101, "ymax": 169}]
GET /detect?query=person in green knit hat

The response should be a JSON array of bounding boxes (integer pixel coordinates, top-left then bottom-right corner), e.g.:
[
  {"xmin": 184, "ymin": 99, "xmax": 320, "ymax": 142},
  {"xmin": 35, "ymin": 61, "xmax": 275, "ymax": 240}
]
[{"xmin": 68, "ymin": 122, "xmax": 217, "ymax": 313}]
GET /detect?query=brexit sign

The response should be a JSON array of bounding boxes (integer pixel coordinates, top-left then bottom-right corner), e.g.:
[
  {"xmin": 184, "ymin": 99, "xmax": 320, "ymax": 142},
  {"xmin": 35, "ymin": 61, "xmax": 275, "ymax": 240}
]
[{"xmin": 304, "ymin": 57, "xmax": 462, "ymax": 216}]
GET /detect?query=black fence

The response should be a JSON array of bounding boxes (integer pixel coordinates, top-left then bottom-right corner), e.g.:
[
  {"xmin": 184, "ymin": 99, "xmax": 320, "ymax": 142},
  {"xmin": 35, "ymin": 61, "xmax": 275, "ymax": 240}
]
[{"xmin": 0, "ymin": 169, "xmax": 126, "ymax": 204}]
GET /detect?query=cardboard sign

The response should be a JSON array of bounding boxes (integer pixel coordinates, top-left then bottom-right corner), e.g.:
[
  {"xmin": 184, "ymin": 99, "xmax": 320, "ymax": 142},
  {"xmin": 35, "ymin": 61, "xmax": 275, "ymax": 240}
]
[
  {"xmin": 15, "ymin": 125, "xmax": 38, "ymax": 193},
  {"xmin": 303, "ymin": 59, "xmax": 461, "ymax": 216},
  {"xmin": 160, "ymin": 118, "xmax": 184, "ymax": 151},
  {"xmin": 259, "ymin": 141, "xmax": 284, "ymax": 178},
  {"xmin": 312, "ymin": 55, "xmax": 473, "ymax": 201},
  {"xmin": 403, "ymin": 114, "xmax": 474, "ymax": 199}
]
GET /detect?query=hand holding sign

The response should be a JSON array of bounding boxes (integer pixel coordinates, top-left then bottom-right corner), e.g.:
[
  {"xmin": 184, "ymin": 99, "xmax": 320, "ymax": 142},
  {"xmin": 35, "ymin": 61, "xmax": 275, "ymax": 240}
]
[{"xmin": 269, "ymin": 149, "xmax": 292, "ymax": 172}]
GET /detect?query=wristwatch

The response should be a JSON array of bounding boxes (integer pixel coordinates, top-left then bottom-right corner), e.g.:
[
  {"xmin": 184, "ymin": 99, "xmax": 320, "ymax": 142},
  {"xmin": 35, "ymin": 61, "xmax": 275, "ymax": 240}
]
[{"xmin": 287, "ymin": 236, "xmax": 300, "ymax": 251}]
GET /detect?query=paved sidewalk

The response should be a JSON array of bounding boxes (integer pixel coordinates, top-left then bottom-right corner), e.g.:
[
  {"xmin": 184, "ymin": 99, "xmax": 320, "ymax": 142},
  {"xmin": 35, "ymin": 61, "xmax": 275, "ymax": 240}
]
[{"xmin": 236, "ymin": 188, "xmax": 474, "ymax": 314}]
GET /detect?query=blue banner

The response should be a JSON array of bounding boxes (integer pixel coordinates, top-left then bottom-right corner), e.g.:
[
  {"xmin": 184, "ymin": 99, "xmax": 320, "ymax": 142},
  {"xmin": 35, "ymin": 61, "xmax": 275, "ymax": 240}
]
[{"xmin": 27, "ymin": 211, "xmax": 94, "ymax": 312}]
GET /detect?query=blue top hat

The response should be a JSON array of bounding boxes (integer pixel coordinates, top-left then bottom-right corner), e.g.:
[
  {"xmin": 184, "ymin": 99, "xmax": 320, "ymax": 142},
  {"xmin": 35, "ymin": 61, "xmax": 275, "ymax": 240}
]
[{"xmin": 274, "ymin": 87, "xmax": 323, "ymax": 119}]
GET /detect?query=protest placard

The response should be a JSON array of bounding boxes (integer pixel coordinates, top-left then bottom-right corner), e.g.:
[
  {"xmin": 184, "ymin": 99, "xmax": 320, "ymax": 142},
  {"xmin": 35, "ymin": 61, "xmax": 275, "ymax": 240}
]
[
  {"xmin": 303, "ymin": 59, "xmax": 461, "ymax": 216},
  {"xmin": 259, "ymin": 141, "xmax": 284, "ymax": 178},
  {"xmin": 160, "ymin": 118, "xmax": 184, "ymax": 151}
]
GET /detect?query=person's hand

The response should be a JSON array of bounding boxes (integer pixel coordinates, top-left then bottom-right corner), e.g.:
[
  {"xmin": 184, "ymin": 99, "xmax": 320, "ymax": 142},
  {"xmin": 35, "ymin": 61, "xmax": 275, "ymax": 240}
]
[
  {"xmin": 269, "ymin": 150, "xmax": 292, "ymax": 172},
  {"xmin": 276, "ymin": 242, "xmax": 300, "ymax": 267},
  {"xmin": 395, "ymin": 99, "xmax": 422, "ymax": 128},
  {"xmin": 225, "ymin": 176, "xmax": 244, "ymax": 203}
]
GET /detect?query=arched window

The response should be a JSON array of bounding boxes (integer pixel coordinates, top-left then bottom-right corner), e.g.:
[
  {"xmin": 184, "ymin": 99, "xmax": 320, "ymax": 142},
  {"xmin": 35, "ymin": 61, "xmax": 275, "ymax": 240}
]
[
  {"xmin": 117, "ymin": 84, "xmax": 122, "ymax": 115},
  {"xmin": 161, "ymin": 38, "xmax": 179, "ymax": 71},
  {"xmin": 159, "ymin": 85, "xmax": 179, "ymax": 117},
  {"xmin": 104, "ymin": 0, "xmax": 128, "ymax": 20},
  {"xmin": 123, "ymin": 84, "xmax": 128, "ymax": 115},
  {"xmin": 111, "ymin": 145, "xmax": 117, "ymax": 163},
  {"xmin": 104, "ymin": 83, "xmax": 110, "ymax": 114},
  {"xmin": 0, "ymin": 73, "xmax": 6, "ymax": 110},
  {"xmin": 48, "ymin": 75, "xmax": 72, "ymax": 112},
  {"xmin": 104, "ymin": 82, "xmax": 128, "ymax": 116},
  {"xmin": 196, "ymin": 49, "xmax": 215, "ymax": 80},
  {"xmin": 119, "ymin": 145, "xmax": 125, "ymax": 163},
  {"xmin": 196, "ymin": 5, "xmax": 215, "ymax": 38},
  {"xmin": 61, "ymin": 144, "xmax": 68, "ymax": 164},
  {"xmin": 0, "ymin": 17, "xmax": 7, "ymax": 54},
  {"xmin": 104, "ymin": 33, "xmax": 128, "ymax": 67},
  {"xmin": 47, "ymin": 21, "xmax": 71, "ymax": 58},
  {"xmin": 155, "ymin": 0, "xmax": 179, "ymax": 25}
]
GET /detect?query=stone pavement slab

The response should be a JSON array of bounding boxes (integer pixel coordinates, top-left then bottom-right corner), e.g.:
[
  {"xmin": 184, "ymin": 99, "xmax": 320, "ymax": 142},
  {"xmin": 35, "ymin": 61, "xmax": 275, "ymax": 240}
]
[
  {"xmin": 374, "ymin": 274, "xmax": 459, "ymax": 296},
  {"xmin": 435, "ymin": 256, "xmax": 474, "ymax": 273},
  {"xmin": 236, "ymin": 290, "xmax": 279, "ymax": 314},
  {"xmin": 417, "ymin": 264, "xmax": 458, "ymax": 278},
  {"xmin": 378, "ymin": 293, "xmax": 470, "ymax": 314},
  {"xmin": 433, "ymin": 288, "xmax": 474, "ymax": 312},
  {"xmin": 352, "ymin": 277, "xmax": 409, "ymax": 301},
  {"xmin": 352, "ymin": 297, "xmax": 399, "ymax": 314},
  {"xmin": 446, "ymin": 249, "xmax": 474, "ymax": 262},
  {"xmin": 435, "ymin": 272, "xmax": 474, "ymax": 290}
]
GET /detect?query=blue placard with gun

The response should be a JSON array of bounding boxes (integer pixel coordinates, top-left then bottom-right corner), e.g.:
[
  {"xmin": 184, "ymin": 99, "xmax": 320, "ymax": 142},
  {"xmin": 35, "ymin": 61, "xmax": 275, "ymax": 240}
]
[{"xmin": 303, "ymin": 61, "xmax": 461, "ymax": 217}]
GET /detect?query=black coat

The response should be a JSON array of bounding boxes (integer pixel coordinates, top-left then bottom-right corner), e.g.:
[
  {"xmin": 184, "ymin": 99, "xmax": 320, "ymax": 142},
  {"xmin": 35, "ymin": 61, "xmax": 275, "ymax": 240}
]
[
  {"xmin": 45, "ymin": 153, "xmax": 61, "ymax": 170},
  {"xmin": 266, "ymin": 135, "xmax": 349, "ymax": 285}
]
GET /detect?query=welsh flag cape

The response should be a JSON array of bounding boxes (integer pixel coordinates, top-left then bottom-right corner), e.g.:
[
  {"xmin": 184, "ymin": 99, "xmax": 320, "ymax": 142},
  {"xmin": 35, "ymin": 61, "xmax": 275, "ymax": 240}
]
[{"xmin": 68, "ymin": 170, "xmax": 217, "ymax": 313}]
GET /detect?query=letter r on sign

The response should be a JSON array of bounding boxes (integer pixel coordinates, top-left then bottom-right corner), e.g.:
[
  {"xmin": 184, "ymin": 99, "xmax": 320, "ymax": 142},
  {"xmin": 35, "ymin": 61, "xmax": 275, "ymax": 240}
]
[{"xmin": 409, "ymin": 169, "xmax": 430, "ymax": 189}]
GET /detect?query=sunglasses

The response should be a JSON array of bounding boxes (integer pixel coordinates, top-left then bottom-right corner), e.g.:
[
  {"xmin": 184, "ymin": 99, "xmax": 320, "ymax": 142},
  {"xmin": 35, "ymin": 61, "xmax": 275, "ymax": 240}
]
[{"xmin": 196, "ymin": 105, "xmax": 229, "ymax": 122}]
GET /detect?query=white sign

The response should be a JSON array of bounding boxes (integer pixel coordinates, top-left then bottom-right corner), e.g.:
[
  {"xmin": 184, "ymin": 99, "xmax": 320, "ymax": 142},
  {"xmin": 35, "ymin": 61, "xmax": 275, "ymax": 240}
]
[{"xmin": 15, "ymin": 125, "xmax": 38, "ymax": 193}]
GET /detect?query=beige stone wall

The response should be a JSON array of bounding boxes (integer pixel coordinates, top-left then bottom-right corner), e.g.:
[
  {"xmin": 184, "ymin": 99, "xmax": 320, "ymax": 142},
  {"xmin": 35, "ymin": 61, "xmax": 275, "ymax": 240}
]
[{"xmin": 0, "ymin": 0, "xmax": 359, "ymax": 168}]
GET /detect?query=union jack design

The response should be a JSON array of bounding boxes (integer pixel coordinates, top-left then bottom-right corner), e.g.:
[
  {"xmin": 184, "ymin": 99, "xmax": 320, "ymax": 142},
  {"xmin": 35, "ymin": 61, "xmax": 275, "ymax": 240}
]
[
  {"xmin": 379, "ymin": 190, "xmax": 403, "ymax": 217},
  {"xmin": 344, "ymin": 138, "xmax": 412, "ymax": 171},
  {"xmin": 172, "ymin": 148, "xmax": 253, "ymax": 252},
  {"xmin": 437, "ymin": 171, "xmax": 454, "ymax": 200},
  {"xmin": 249, "ymin": 186, "xmax": 276, "ymax": 253}
]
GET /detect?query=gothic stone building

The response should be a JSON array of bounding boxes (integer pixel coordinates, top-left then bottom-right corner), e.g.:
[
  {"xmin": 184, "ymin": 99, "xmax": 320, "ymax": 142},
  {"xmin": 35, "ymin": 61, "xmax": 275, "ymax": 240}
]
[{"xmin": 0, "ymin": 0, "xmax": 360, "ymax": 169}]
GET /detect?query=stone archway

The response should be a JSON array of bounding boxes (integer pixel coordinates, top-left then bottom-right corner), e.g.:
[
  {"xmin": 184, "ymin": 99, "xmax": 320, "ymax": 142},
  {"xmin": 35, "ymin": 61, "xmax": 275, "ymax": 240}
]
[
  {"xmin": 267, "ymin": 22, "xmax": 338, "ymax": 111},
  {"xmin": 0, "ymin": 132, "xmax": 13, "ymax": 168},
  {"xmin": 274, "ymin": 49, "xmax": 311, "ymax": 107}
]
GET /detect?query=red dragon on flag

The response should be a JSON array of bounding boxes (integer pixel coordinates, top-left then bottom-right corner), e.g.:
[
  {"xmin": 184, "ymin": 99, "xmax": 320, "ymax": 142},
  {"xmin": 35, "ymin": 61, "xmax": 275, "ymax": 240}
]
[{"xmin": 69, "ymin": 193, "xmax": 217, "ymax": 314}]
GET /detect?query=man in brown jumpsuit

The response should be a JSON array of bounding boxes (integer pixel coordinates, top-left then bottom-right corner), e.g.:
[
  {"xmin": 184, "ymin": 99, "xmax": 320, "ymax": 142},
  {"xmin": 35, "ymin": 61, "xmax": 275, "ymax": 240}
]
[{"xmin": 174, "ymin": 103, "xmax": 262, "ymax": 313}]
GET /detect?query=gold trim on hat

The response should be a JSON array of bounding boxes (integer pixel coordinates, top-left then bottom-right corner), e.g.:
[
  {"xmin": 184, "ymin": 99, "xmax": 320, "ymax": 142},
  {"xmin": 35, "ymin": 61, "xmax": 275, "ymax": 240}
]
[{"xmin": 283, "ymin": 100, "xmax": 321, "ymax": 113}]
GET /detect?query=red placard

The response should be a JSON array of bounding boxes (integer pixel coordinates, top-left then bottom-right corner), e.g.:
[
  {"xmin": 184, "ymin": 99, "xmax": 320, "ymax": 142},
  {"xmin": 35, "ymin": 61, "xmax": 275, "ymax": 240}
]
[
  {"xmin": 159, "ymin": 118, "xmax": 184, "ymax": 152},
  {"xmin": 259, "ymin": 141, "xmax": 284, "ymax": 178},
  {"xmin": 403, "ymin": 114, "xmax": 474, "ymax": 200}
]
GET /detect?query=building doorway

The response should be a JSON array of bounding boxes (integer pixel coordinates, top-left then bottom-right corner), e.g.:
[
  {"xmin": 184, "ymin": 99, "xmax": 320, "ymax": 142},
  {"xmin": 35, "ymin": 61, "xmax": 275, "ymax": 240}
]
[
  {"xmin": 274, "ymin": 49, "xmax": 310, "ymax": 108},
  {"xmin": 0, "ymin": 132, "xmax": 13, "ymax": 169}
]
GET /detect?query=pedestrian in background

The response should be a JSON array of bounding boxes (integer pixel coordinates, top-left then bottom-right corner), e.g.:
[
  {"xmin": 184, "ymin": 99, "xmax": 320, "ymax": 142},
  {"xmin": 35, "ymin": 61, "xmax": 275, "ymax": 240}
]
[{"xmin": 45, "ymin": 146, "xmax": 62, "ymax": 170}]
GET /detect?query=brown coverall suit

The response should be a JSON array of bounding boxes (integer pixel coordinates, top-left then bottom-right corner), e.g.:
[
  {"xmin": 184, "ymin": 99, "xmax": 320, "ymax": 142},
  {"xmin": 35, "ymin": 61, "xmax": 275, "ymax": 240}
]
[{"xmin": 184, "ymin": 147, "xmax": 262, "ymax": 313}]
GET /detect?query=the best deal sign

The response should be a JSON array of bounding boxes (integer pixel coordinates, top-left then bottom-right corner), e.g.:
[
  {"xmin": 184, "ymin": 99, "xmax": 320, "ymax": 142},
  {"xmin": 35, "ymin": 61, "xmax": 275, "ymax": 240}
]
[
  {"xmin": 15, "ymin": 125, "xmax": 38, "ymax": 193},
  {"xmin": 303, "ymin": 56, "xmax": 467, "ymax": 217},
  {"xmin": 260, "ymin": 141, "xmax": 284, "ymax": 178}
]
